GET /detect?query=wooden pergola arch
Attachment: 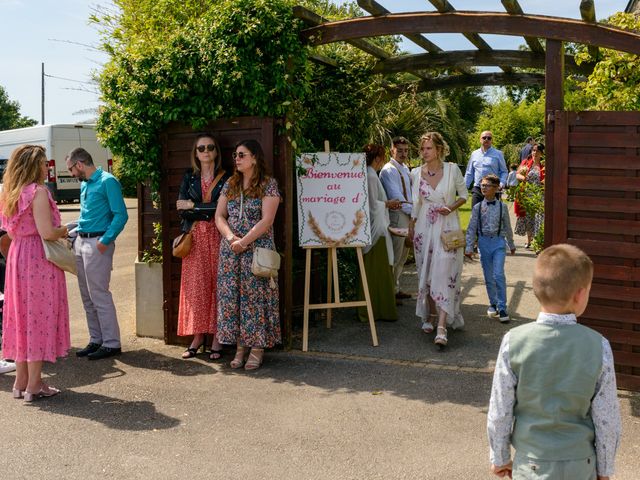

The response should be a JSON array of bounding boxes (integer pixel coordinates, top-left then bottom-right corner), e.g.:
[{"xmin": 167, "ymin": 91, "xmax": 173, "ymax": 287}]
[{"xmin": 293, "ymin": 1, "xmax": 640, "ymax": 93}]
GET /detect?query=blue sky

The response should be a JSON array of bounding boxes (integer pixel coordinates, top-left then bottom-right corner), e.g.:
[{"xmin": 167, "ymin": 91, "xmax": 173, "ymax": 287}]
[{"xmin": 0, "ymin": 0, "xmax": 629, "ymax": 126}]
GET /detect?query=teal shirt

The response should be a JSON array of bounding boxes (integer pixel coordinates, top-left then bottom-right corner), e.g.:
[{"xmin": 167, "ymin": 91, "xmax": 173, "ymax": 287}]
[{"xmin": 77, "ymin": 168, "xmax": 128, "ymax": 245}]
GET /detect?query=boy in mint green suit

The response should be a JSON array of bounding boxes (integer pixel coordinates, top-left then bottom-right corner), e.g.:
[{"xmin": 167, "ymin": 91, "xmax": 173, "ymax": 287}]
[{"xmin": 487, "ymin": 244, "xmax": 621, "ymax": 479}]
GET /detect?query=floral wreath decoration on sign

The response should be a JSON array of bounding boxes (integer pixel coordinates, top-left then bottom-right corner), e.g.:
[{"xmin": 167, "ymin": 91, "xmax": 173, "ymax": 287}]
[{"xmin": 307, "ymin": 210, "xmax": 365, "ymax": 246}]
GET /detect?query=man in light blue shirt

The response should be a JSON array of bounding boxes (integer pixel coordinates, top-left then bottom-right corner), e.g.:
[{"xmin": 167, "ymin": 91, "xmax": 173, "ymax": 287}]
[
  {"xmin": 66, "ymin": 147, "xmax": 128, "ymax": 360},
  {"xmin": 465, "ymin": 131, "xmax": 508, "ymax": 207},
  {"xmin": 379, "ymin": 136, "xmax": 411, "ymax": 300}
]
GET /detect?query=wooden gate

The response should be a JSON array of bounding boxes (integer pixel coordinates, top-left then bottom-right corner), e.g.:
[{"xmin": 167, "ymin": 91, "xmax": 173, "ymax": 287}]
[
  {"xmin": 546, "ymin": 111, "xmax": 640, "ymax": 391},
  {"xmin": 152, "ymin": 117, "xmax": 293, "ymax": 346}
]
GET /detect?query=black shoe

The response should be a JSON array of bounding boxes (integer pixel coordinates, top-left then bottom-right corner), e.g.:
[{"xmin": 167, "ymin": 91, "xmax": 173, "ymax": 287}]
[
  {"xmin": 498, "ymin": 310, "xmax": 510, "ymax": 323},
  {"xmin": 87, "ymin": 346, "xmax": 122, "ymax": 360},
  {"xmin": 76, "ymin": 342, "xmax": 102, "ymax": 357}
]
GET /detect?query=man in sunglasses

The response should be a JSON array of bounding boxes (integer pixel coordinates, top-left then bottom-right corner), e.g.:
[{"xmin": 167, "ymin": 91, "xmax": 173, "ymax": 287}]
[
  {"xmin": 465, "ymin": 131, "xmax": 508, "ymax": 207},
  {"xmin": 65, "ymin": 147, "xmax": 128, "ymax": 360}
]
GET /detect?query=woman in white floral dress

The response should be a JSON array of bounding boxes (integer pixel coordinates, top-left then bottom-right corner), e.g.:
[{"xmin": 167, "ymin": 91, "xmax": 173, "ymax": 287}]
[{"xmin": 408, "ymin": 132, "xmax": 467, "ymax": 347}]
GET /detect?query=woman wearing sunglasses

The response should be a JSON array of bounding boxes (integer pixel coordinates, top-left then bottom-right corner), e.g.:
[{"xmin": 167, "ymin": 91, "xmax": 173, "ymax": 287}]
[
  {"xmin": 176, "ymin": 133, "xmax": 229, "ymax": 360},
  {"xmin": 215, "ymin": 139, "xmax": 280, "ymax": 370}
]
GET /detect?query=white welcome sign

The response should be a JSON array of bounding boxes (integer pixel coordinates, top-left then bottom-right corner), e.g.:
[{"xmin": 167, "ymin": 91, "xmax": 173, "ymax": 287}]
[{"xmin": 296, "ymin": 152, "xmax": 371, "ymax": 247}]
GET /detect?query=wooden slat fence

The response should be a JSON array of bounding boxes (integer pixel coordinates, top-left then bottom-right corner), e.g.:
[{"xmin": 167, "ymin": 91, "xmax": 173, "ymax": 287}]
[{"xmin": 549, "ymin": 111, "xmax": 640, "ymax": 390}]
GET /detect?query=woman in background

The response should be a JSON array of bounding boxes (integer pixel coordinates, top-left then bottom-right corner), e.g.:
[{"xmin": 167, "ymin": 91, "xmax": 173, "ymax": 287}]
[
  {"xmin": 357, "ymin": 144, "xmax": 400, "ymax": 322},
  {"xmin": 514, "ymin": 143, "xmax": 545, "ymax": 248},
  {"xmin": 215, "ymin": 140, "xmax": 280, "ymax": 371},
  {"xmin": 176, "ymin": 133, "xmax": 229, "ymax": 360},
  {"xmin": 408, "ymin": 132, "xmax": 467, "ymax": 347},
  {"xmin": 0, "ymin": 145, "xmax": 70, "ymax": 401}
]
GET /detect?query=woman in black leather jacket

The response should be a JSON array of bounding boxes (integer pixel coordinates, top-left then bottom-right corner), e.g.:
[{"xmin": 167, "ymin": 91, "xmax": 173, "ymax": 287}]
[{"xmin": 176, "ymin": 133, "xmax": 229, "ymax": 360}]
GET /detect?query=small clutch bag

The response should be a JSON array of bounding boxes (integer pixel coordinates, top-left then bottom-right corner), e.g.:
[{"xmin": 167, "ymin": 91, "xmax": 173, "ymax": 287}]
[
  {"xmin": 440, "ymin": 229, "xmax": 465, "ymax": 252},
  {"xmin": 251, "ymin": 247, "xmax": 281, "ymax": 288}
]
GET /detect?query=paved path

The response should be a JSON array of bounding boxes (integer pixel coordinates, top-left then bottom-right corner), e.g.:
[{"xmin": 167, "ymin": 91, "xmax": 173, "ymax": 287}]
[{"xmin": 1, "ymin": 199, "xmax": 638, "ymax": 479}]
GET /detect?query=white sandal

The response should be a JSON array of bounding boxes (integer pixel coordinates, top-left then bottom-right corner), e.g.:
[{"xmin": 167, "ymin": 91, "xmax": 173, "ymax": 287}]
[
  {"xmin": 434, "ymin": 326, "xmax": 448, "ymax": 347},
  {"xmin": 421, "ymin": 321, "xmax": 434, "ymax": 334}
]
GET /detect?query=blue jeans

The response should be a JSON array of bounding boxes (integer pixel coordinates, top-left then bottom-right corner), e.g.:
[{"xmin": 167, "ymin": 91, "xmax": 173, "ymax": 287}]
[{"xmin": 478, "ymin": 235, "xmax": 507, "ymax": 311}]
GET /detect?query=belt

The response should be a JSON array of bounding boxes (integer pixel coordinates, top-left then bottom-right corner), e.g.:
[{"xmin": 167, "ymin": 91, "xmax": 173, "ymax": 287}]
[{"xmin": 78, "ymin": 231, "xmax": 105, "ymax": 238}]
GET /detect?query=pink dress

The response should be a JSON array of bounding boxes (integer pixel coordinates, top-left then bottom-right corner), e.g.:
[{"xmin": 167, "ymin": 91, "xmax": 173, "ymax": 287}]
[
  {"xmin": 177, "ymin": 176, "xmax": 221, "ymax": 336},
  {"xmin": 1, "ymin": 184, "xmax": 70, "ymax": 362}
]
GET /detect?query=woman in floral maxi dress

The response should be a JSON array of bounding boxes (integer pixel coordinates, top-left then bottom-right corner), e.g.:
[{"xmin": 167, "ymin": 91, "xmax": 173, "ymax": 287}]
[
  {"xmin": 0, "ymin": 145, "xmax": 70, "ymax": 401},
  {"xmin": 176, "ymin": 134, "xmax": 229, "ymax": 360},
  {"xmin": 514, "ymin": 143, "xmax": 545, "ymax": 248},
  {"xmin": 215, "ymin": 139, "xmax": 280, "ymax": 371},
  {"xmin": 408, "ymin": 133, "xmax": 467, "ymax": 347}
]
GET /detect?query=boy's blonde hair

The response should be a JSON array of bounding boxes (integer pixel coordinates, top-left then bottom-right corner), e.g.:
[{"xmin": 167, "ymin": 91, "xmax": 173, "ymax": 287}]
[{"xmin": 533, "ymin": 244, "xmax": 593, "ymax": 306}]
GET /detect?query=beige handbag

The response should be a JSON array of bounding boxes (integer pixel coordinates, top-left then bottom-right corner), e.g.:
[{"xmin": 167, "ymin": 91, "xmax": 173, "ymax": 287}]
[
  {"xmin": 251, "ymin": 247, "xmax": 281, "ymax": 288},
  {"xmin": 439, "ymin": 163, "xmax": 465, "ymax": 252},
  {"xmin": 440, "ymin": 230, "xmax": 465, "ymax": 251},
  {"xmin": 42, "ymin": 238, "xmax": 77, "ymax": 275}
]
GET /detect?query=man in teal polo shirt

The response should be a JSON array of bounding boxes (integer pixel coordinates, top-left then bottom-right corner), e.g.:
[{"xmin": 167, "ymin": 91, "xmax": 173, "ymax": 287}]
[{"xmin": 65, "ymin": 148, "xmax": 128, "ymax": 360}]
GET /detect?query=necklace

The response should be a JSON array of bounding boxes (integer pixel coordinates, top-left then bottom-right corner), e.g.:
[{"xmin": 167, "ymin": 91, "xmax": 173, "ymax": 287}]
[{"xmin": 423, "ymin": 164, "xmax": 442, "ymax": 177}]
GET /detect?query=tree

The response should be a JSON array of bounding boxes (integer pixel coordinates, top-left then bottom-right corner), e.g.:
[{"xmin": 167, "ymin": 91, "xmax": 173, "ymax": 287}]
[
  {"xmin": 571, "ymin": 12, "xmax": 640, "ymax": 111},
  {"xmin": 471, "ymin": 94, "xmax": 545, "ymax": 165},
  {"xmin": 0, "ymin": 85, "xmax": 37, "ymax": 130}
]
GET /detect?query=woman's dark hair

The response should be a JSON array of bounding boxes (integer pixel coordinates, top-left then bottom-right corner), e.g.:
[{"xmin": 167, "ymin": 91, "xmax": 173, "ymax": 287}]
[
  {"xmin": 363, "ymin": 144, "xmax": 385, "ymax": 166},
  {"xmin": 226, "ymin": 139, "xmax": 270, "ymax": 199},
  {"xmin": 534, "ymin": 143, "xmax": 545, "ymax": 154},
  {"xmin": 190, "ymin": 132, "xmax": 222, "ymax": 174}
]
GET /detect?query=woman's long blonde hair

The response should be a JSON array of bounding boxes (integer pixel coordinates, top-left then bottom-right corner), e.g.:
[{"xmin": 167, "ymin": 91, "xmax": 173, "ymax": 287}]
[
  {"xmin": 419, "ymin": 132, "xmax": 450, "ymax": 163},
  {"xmin": 1, "ymin": 145, "xmax": 46, "ymax": 217}
]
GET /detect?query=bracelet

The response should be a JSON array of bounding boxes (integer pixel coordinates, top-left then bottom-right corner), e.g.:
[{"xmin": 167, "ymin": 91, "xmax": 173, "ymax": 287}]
[
  {"xmin": 238, "ymin": 242, "xmax": 247, "ymax": 249},
  {"xmin": 443, "ymin": 206, "xmax": 452, "ymax": 212}
]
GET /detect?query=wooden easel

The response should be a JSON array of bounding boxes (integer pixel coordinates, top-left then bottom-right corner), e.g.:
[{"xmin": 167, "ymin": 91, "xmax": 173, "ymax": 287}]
[
  {"xmin": 301, "ymin": 141, "xmax": 378, "ymax": 351},
  {"xmin": 301, "ymin": 245, "xmax": 378, "ymax": 351}
]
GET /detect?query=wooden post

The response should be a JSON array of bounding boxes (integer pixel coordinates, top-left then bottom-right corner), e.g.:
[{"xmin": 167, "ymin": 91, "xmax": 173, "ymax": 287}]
[
  {"xmin": 544, "ymin": 39, "xmax": 564, "ymax": 248},
  {"xmin": 326, "ymin": 248, "xmax": 333, "ymax": 328}
]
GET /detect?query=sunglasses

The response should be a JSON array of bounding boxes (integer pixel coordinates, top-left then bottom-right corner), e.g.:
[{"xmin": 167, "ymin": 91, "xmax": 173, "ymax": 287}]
[
  {"xmin": 196, "ymin": 144, "xmax": 216, "ymax": 153},
  {"xmin": 482, "ymin": 136, "xmax": 493, "ymax": 140},
  {"xmin": 480, "ymin": 184, "xmax": 498, "ymax": 188},
  {"xmin": 232, "ymin": 151, "xmax": 252, "ymax": 159}
]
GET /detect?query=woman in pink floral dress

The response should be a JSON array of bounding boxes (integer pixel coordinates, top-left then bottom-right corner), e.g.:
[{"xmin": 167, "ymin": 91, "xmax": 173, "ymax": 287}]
[
  {"xmin": 0, "ymin": 145, "xmax": 70, "ymax": 401},
  {"xmin": 408, "ymin": 132, "xmax": 467, "ymax": 347},
  {"xmin": 215, "ymin": 140, "xmax": 280, "ymax": 371}
]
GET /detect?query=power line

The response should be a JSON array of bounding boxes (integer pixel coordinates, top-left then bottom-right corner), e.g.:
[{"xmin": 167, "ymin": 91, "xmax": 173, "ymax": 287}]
[{"xmin": 44, "ymin": 73, "xmax": 95, "ymax": 85}]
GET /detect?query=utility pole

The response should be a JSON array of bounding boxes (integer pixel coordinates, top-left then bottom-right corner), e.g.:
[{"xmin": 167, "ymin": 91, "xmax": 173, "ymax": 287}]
[{"xmin": 41, "ymin": 62, "xmax": 45, "ymax": 125}]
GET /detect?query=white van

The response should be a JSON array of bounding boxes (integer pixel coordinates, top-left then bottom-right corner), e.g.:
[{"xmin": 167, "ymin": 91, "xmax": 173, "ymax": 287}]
[{"xmin": 0, "ymin": 124, "xmax": 112, "ymax": 202}]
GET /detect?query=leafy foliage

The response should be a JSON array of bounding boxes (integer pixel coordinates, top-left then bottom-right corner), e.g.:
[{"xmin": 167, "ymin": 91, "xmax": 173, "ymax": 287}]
[
  {"xmin": 93, "ymin": 0, "xmax": 311, "ymax": 189},
  {"xmin": 93, "ymin": 0, "xmax": 484, "ymax": 190},
  {"xmin": 140, "ymin": 222, "xmax": 163, "ymax": 263},
  {"xmin": 572, "ymin": 12, "xmax": 640, "ymax": 111},
  {"xmin": 0, "ymin": 85, "xmax": 37, "ymax": 131},
  {"xmin": 470, "ymin": 94, "xmax": 544, "ymax": 165},
  {"xmin": 507, "ymin": 174, "xmax": 545, "ymax": 252}
]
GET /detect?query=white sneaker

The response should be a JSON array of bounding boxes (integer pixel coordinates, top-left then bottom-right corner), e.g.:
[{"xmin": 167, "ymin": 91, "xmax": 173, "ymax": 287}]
[
  {"xmin": 487, "ymin": 306, "xmax": 498, "ymax": 317},
  {"xmin": 0, "ymin": 359, "xmax": 16, "ymax": 374}
]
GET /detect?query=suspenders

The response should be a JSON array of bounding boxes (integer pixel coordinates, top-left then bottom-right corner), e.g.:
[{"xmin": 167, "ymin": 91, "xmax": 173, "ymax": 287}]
[{"xmin": 477, "ymin": 201, "xmax": 502, "ymax": 237}]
